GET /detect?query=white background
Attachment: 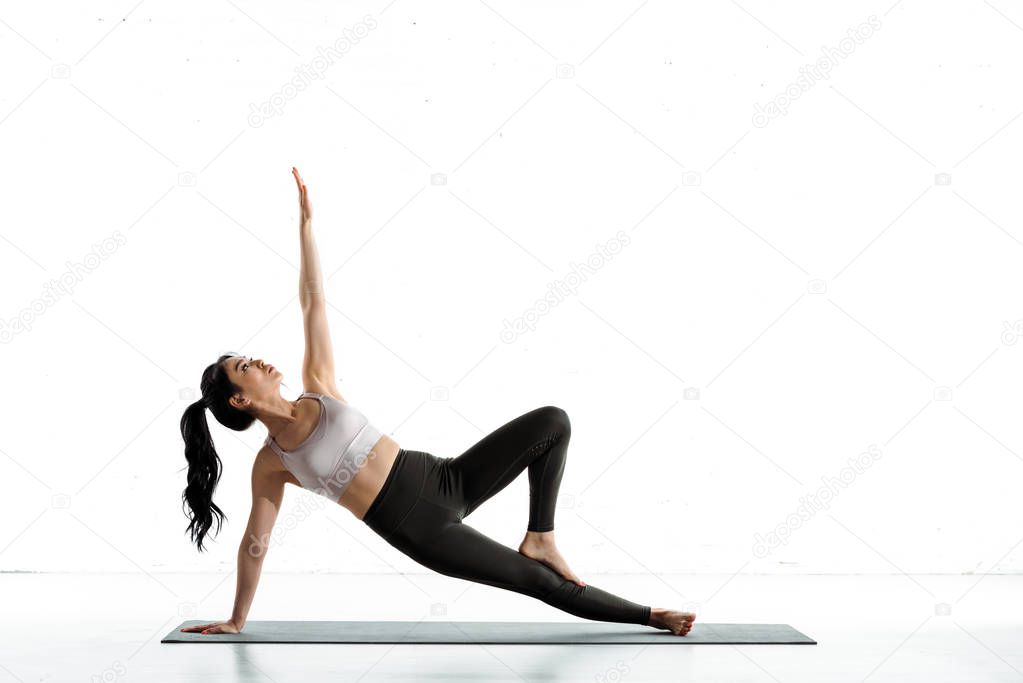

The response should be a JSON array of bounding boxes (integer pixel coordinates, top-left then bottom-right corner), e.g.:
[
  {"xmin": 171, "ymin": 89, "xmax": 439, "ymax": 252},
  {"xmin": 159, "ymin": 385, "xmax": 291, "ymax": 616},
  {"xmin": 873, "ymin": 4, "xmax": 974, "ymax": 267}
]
[{"xmin": 2, "ymin": 0, "xmax": 1021, "ymax": 584}]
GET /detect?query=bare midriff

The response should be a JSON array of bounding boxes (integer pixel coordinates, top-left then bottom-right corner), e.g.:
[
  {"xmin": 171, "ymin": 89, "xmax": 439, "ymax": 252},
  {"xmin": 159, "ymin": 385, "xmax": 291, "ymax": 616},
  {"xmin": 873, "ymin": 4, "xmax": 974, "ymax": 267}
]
[{"xmin": 337, "ymin": 433, "xmax": 402, "ymax": 520}]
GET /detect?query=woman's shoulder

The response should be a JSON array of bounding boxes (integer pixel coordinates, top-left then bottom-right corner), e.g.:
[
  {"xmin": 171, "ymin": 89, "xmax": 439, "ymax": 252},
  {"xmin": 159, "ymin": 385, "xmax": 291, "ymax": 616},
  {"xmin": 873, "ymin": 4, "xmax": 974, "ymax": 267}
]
[
  {"xmin": 254, "ymin": 442, "xmax": 300, "ymax": 486},
  {"xmin": 301, "ymin": 382, "xmax": 348, "ymax": 404}
]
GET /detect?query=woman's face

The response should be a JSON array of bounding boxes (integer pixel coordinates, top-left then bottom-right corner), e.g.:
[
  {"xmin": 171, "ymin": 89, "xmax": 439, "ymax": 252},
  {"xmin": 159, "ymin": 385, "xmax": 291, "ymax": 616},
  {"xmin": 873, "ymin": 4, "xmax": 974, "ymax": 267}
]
[{"xmin": 224, "ymin": 355, "xmax": 281, "ymax": 410}]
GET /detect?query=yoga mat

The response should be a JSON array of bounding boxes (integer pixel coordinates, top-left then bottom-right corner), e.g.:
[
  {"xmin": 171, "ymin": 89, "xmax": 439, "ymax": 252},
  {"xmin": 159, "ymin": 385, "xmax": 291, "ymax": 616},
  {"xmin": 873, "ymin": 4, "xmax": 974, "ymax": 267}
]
[{"xmin": 163, "ymin": 620, "xmax": 816, "ymax": 644}]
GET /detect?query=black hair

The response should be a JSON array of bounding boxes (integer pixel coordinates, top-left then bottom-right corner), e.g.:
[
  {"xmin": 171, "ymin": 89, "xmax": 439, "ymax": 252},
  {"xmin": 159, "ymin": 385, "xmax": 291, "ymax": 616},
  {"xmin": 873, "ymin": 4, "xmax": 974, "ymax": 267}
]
[{"xmin": 178, "ymin": 352, "xmax": 255, "ymax": 552}]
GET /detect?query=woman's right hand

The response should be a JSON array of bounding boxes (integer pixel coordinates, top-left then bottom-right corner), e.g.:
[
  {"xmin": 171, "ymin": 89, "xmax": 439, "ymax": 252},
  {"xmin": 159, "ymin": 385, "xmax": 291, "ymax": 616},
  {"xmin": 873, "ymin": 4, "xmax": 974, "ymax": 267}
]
[
  {"xmin": 292, "ymin": 166, "xmax": 312, "ymax": 224},
  {"xmin": 179, "ymin": 619, "xmax": 241, "ymax": 635}
]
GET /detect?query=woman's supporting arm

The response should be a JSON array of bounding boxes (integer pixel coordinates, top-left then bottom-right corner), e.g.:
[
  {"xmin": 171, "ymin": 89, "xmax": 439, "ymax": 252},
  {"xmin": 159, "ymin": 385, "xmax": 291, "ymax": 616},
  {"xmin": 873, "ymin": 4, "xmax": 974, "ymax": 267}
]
[{"xmin": 230, "ymin": 450, "xmax": 288, "ymax": 630}]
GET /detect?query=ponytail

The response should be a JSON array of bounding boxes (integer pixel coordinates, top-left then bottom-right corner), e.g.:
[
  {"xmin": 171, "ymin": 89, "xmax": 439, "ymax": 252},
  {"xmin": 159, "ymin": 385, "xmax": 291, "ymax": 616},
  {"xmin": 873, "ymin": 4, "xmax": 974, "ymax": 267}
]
[
  {"xmin": 180, "ymin": 352, "xmax": 258, "ymax": 552},
  {"xmin": 179, "ymin": 397, "xmax": 227, "ymax": 552}
]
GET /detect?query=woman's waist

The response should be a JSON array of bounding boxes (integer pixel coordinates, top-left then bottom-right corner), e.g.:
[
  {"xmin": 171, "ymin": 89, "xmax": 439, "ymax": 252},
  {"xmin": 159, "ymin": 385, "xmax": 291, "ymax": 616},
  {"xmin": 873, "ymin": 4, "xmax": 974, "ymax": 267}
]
[
  {"xmin": 337, "ymin": 434, "xmax": 401, "ymax": 503},
  {"xmin": 360, "ymin": 447, "xmax": 448, "ymax": 536}
]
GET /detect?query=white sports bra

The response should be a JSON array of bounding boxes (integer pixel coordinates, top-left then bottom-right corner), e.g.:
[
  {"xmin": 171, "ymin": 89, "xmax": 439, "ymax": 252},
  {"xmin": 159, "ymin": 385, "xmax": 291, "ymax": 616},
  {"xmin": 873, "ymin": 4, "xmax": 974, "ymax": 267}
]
[{"xmin": 264, "ymin": 392, "xmax": 384, "ymax": 502}]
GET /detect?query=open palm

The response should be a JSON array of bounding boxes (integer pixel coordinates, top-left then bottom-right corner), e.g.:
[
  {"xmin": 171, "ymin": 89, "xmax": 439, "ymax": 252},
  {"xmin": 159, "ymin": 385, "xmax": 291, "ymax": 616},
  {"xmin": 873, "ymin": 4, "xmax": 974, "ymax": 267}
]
[
  {"xmin": 179, "ymin": 619, "xmax": 240, "ymax": 635},
  {"xmin": 292, "ymin": 166, "xmax": 312, "ymax": 223}
]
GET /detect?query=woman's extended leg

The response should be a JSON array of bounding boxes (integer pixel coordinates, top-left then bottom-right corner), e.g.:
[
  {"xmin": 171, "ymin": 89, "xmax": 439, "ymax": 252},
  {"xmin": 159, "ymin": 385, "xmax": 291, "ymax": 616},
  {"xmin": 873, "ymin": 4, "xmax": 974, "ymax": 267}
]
[
  {"xmin": 364, "ymin": 449, "xmax": 692, "ymax": 633},
  {"xmin": 411, "ymin": 517, "xmax": 652, "ymax": 626},
  {"xmin": 446, "ymin": 405, "xmax": 570, "ymax": 532}
]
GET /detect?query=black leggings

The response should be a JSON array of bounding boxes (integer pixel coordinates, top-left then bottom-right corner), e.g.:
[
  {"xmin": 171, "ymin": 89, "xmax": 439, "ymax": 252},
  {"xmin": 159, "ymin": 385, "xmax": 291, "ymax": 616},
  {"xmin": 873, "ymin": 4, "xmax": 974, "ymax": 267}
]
[{"xmin": 362, "ymin": 405, "xmax": 652, "ymax": 626}]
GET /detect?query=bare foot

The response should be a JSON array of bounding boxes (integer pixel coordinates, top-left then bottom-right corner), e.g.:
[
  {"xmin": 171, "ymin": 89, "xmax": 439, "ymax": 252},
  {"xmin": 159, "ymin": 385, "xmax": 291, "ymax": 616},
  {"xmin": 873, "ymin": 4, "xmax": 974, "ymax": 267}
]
[
  {"xmin": 648, "ymin": 607, "xmax": 696, "ymax": 636},
  {"xmin": 518, "ymin": 531, "xmax": 585, "ymax": 586}
]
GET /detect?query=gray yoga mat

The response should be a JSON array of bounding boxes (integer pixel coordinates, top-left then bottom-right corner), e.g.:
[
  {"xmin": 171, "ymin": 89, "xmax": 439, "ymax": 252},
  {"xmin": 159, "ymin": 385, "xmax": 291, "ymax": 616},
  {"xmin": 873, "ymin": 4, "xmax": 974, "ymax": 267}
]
[{"xmin": 163, "ymin": 620, "xmax": 816, "ymax": 644}]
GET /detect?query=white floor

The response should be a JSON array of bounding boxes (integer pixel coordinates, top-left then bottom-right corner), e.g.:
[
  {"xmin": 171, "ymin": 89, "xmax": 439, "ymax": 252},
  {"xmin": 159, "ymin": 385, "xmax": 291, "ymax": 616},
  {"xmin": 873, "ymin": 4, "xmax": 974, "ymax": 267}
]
[{"xmin": 3, "ymin": 573, "xmax": 1018, "ymax": 682}]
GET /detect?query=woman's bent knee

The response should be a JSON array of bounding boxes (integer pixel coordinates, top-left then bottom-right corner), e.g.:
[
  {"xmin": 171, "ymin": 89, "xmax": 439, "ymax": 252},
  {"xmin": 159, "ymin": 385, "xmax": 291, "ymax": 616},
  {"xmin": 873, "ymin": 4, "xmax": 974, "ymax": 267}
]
[{"xmin": 537, "ymin": 405, "xmax": 571, "ymax": 437}]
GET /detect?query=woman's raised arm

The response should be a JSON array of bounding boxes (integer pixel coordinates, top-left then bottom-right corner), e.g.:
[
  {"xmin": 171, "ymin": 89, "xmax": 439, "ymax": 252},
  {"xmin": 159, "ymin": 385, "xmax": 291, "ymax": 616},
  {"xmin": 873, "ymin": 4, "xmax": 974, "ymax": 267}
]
[{"xmin": 292, "ymin": 167, "xmax": 342, "ymax": 400}]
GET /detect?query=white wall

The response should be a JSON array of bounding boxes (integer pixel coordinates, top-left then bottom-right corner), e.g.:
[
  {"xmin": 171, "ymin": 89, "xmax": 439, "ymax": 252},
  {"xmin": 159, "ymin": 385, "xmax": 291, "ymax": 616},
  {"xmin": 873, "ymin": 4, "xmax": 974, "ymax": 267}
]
[{"xmin": 1, "ymin": 0, "xmax": 1021, "ymax": 577}]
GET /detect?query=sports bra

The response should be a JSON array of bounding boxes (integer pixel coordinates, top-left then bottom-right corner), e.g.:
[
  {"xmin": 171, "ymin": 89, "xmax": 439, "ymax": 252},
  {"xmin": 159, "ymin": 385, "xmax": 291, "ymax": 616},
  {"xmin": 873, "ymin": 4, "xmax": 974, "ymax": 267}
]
[{"xmin": 264, "ymin": 391, "xmax": 384, "ymax": 502}]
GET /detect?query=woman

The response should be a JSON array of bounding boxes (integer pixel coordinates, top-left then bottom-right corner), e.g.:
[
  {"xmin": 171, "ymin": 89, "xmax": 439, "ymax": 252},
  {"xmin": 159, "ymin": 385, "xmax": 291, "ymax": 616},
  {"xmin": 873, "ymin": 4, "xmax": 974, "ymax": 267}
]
[{"xmin": 178, "ymin": 168, "xmax": 695, "ymax": 637}]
